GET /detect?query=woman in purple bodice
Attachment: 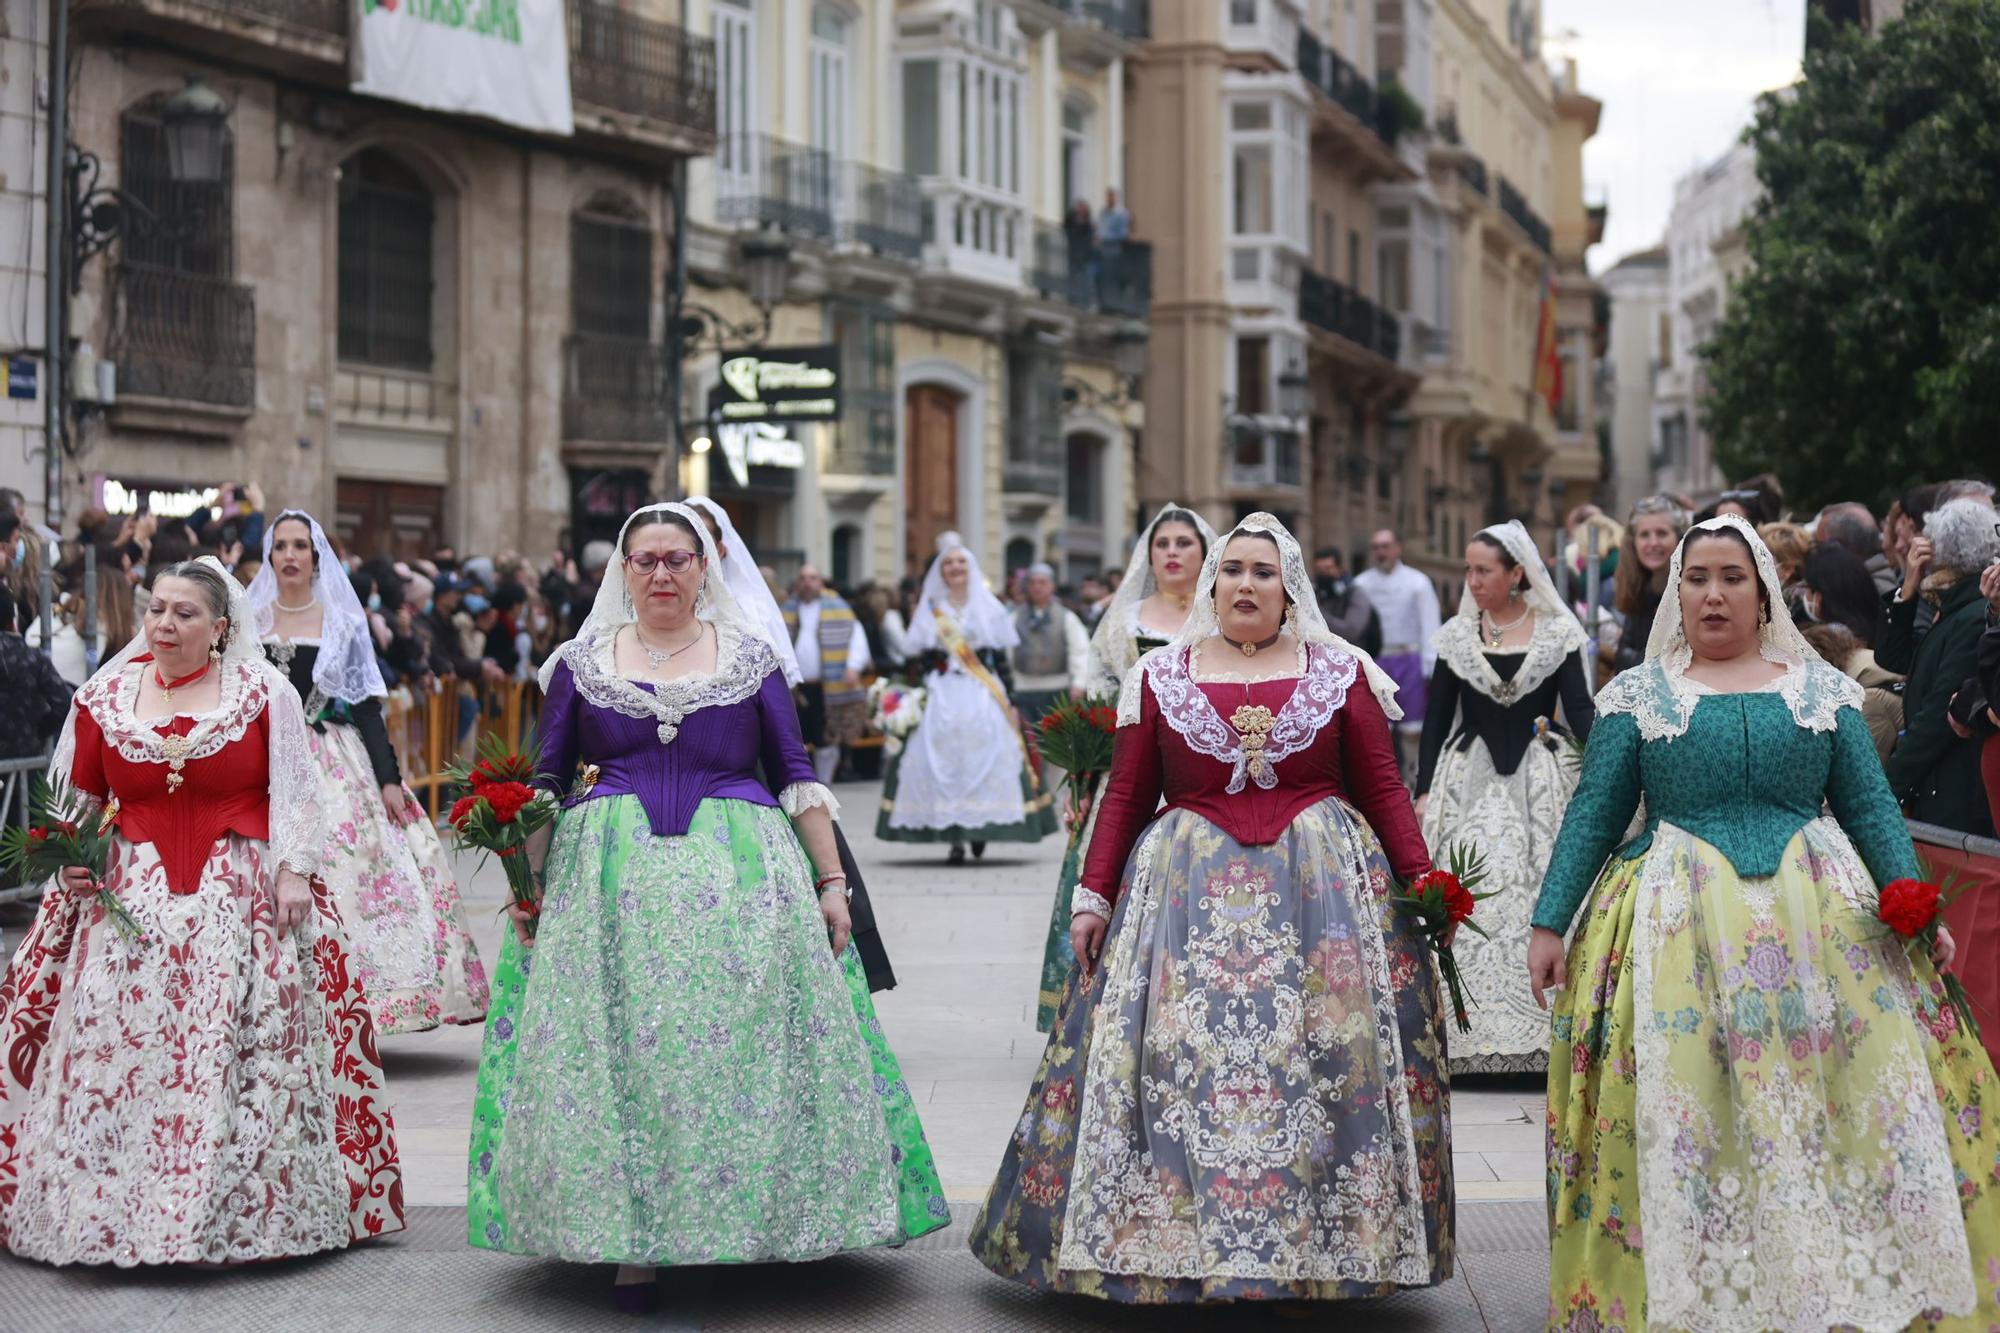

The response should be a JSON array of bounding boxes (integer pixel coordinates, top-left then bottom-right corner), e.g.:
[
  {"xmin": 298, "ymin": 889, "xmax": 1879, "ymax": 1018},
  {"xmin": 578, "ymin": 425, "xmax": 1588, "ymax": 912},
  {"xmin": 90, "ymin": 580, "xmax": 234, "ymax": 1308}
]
[{"xmin": 465, "ymin": 503, "xmax": 945, "ymax": 1314}]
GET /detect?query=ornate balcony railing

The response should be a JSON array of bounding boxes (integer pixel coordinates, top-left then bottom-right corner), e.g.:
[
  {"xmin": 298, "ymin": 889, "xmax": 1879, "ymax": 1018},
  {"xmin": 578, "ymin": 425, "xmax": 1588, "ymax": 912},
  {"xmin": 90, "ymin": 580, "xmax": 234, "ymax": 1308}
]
[
  {"xmin": 716, "ymin": 133, "xmax": 837, "ymax": 239},
  {"xmin": 1030, "ymin": 225, "xmax": 1153, "ymax": 317},
  {"xmin": 568, "ymin": 2, "xmax": 717, "ymax": 139},
  {"xmin": 1296, "ymin": 28, "xmax": 1396, "ymax": 143},
  {"xmin": 170, "ymin": 0, "xmax": 345, "ymax": 34},
  {"xmin": 1061, "ymin": 0, "xmax": 1148, "ymax": 38},
  {"xmin": 114, "ymin": 264, "xmax": 256, "ymax": 408},
  {"xmin": 563, "ymin": 333, "xmax": 670, "ymax": 443},
  {"xmin": 1031, "ymin": 223, "xmax": 1094, "ymax": 306},
  {"xmin": 841, "ymin": 161, "xmax": 923, "ymax": 260},
  {"xmin": 1298, "ymin": 267, "xmax": 1401, "ymax": 362},
  {"xmin": 1498, "ymin": 174, "xmax": 1552, "ymax": 253}
]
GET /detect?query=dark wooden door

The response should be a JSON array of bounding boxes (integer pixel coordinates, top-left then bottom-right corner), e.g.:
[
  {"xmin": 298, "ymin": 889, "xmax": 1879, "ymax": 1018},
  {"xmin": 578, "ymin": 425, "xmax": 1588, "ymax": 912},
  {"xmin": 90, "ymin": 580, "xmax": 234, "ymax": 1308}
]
[
  {"xmin": 335, "ymin": 479, "xmax": 445, "ymax": 563},
  {"xmin": 904, "ymin": 384, "xmax": 960, "ymax": 576}
]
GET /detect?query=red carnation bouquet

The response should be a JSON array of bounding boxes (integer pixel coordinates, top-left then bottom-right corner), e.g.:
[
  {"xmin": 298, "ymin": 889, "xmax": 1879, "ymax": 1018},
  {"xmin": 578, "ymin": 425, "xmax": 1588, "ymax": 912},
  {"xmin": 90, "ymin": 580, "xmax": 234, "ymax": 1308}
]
[
  {"xmin": 0, "ymin": 777, "xmax": 148, "ymax": 944},
  {"xmin": 1877, "ymin": 869, "xmax": 1980, "ymax": 1041},
  {"xmin": 1390, "ymin": 842, "xmax": 1496, "ymax": 1033},
  {"xmin": 1036, "ymin": 695, "xmax": 1120, "ymax": 807},
  {"xmin": 443, "ymin": 734, "xmax": 561, "ymax": 938}
]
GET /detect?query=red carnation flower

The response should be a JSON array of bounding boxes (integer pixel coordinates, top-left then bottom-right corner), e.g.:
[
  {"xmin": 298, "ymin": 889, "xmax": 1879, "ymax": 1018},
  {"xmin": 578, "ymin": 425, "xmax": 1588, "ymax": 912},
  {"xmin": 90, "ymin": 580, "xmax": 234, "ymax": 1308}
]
[
  {"xmin": 1879, "ymin": 878, "xmax": 1942, "ymax": 940},
  {"xmin": 448, "ymin": 794, "xmax": 483, "ymax": 829},
  {"xmin": 1090, "ymin": 706, "xmax": 1119, "ymax": 733},
  {"xmin": 481, "ymin": 781, "xmax": 536, "ymax": 825},
  {"xmin": 25, "ymin": 827, "xmax": 47, "ymax": 844}
]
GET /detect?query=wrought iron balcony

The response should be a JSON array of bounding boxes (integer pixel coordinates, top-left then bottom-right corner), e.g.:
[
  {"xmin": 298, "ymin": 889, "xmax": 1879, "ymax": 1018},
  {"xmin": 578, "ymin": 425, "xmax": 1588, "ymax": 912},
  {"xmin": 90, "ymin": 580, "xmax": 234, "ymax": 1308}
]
[
  {"xmin": 114, "ymin": 264, "xmax": 256, "ymax": 408},
  {"xmin": 563, "ymin": 333, "xmax": 670, "ymax": 444},
  {"xmin": 1060, "ymin": 0, "xmax": 1148, "ymax": 38},
  {"xmin": 1296, "ymin": 28, "xmax": 1394, "ymax": 142},
  {"xmin": 841, "ymin": 161, "xmax": 924, "ymax": 260},
  {"xmin": 1030, "ymin": 224, "xmax": 1153, "ymax": 318},
  {"xmin": 1456, "ymin": 154, "xmax": 1489, "ymax": 197},
  {"xmin": 1498, "ymin": 174, "xmax": 1552, "ymax": 253},
  {"xmin": 1005, "ymin": 415, "xmax": 1064, "ymax": 497},
  {"xmin": 178, "ymin": 0, "xmax": 344, "ymax": 34},
  {"xmin": 716, "ymin": 134, "xmax": 836, "ymax": 240},
  {"xmin": 1298, "ymin": 267, "xmax": 1401, "ymax": 362},
  {"xmin": 569, "ymin": 2, "xmax": 718, "ymax": 140},
  {"xmin": 1227, "ymin": 424, "xmax": 1302, "ymax": 491}
]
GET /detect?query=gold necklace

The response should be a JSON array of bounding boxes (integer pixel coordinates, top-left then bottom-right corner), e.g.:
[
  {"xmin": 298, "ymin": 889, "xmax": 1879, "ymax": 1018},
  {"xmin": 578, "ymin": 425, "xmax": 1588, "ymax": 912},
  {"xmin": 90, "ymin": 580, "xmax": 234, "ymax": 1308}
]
[{"xmin": 633, "ymin": 622, "xmax": 705, "ymax": 671}]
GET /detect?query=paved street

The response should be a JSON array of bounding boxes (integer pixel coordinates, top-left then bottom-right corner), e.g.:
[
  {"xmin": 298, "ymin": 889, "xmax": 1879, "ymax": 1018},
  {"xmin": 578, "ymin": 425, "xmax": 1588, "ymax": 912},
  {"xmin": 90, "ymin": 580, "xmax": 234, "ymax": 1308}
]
[{"xmin": 0, "ymin": 778, "xmax": 1552, "ymax": 1330}]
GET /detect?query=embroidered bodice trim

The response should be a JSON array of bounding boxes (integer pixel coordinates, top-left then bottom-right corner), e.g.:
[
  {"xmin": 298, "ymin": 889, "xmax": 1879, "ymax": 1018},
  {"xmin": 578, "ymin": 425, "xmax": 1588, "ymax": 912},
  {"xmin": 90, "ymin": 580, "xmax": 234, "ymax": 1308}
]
[
  {"xmin": 89, "ymin": 659, "xmax": 268, "ymax": 768},
  {"xmin": 559, "ymin": 620, "xmax": 777, "ymax": 745},
  {"xmin": 1597, "ymin": 651, "xmax": 1860, "ymax": 742},
  {"xmin": 1433, "ymin": 609, "xmax": 1585, "ymax": 706},
  {"xmin": 1142, "ymin": 641, "xmax": 1357, "ymax": 794}
]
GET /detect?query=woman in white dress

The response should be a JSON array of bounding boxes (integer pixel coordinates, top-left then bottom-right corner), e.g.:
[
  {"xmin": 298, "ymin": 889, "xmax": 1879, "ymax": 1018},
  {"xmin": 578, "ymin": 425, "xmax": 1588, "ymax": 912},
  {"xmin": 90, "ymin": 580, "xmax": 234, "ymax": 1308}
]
[
  {"xmin": 1413, "ymin": 521, "xmax": 1593, "ymax": 1073},
  {"xmin": 875, "ymin": 536, "xmax": 1056, "ymax": 863}
]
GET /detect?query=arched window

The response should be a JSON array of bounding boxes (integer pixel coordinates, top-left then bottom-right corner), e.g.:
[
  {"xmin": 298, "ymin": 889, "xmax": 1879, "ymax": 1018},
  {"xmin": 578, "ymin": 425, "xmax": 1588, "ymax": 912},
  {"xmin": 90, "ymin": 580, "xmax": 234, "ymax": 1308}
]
[
  {"xmin": 120, "ymin": 95, "xmax": 233, "ymax": 276},
  {"xmin": 338, "ymin": 150, "xmax": 435, "ymax": 369}
]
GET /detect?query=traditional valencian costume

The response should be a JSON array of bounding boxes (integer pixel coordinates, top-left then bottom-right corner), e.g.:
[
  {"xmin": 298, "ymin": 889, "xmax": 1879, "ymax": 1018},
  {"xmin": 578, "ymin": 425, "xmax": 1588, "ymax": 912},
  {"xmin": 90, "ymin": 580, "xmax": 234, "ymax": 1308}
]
[
  {"xmin": 248, "ymin": 511, "xmax": 489, "ymax": 1034},
  {"xmin": 467, "ymin": 504, "xmax": 944, "ymax": 1266},
  {"xmin": 972, "ymin": 513, "xmax": 1453, "ymax": 1304},
  {"xmin": 875, "ymin": 535, "xmax": 1056, "ymax": 852},
  {"xmin": 0, "ymin": 558, "xmax": 403, "ymax": 1265},
  {"xmin": 1540, "ymin": 515, "xmax": 2000, "ymax": 1332},
  {"xmin": 1032, "ymin": 503, "xmax": 1217, "ymax": 1030},
  {"xmin": 1416, "ymin": 520, "xmax": 1593, "ymax": 1073}
]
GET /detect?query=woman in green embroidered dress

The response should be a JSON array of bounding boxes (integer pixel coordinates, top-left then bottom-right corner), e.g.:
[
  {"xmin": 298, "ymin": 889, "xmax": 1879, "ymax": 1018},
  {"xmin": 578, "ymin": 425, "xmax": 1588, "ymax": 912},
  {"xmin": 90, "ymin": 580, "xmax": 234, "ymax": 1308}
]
[
  {"xmin": 1530, "ymin": 515, "xmax": 2000, "ymax": 1333},
  {"xmin": 465, "ymin": 504, "xmax": 946, "ymax": 1315}
]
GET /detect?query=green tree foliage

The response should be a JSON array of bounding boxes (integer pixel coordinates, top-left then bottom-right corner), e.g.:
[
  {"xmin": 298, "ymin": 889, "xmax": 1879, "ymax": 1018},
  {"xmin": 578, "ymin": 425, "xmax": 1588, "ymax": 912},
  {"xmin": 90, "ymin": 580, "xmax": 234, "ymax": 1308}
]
[{"xmin": 1703, "ymin": 0, "xmax": 2000, "ymax": 511}]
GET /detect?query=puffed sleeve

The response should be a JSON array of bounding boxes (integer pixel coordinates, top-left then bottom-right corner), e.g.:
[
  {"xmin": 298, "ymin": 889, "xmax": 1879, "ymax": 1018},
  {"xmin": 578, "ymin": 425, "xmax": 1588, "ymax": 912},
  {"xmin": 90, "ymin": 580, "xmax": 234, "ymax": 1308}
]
[
  {"xmin": 534, "ymin": 658, "xmax": 583, "ymax": 799},
  {"xmin": 1531, "ymin": 709, "xmax": 1643, "ymax": 934},
  {"xmin": 1338, "ymin": 679, "xmax": 1431, "ymax": 882},
  {"xmin": 1414, "ymin": 658, "xmax": 1461, "ymax": 798},
  {"xmin": 1078, "ymin": 673, "xmax": 1166, "ymax": 906},
  {"xmin": 756, "ymin": 667, "xmax": 838, "ymax": 819},
  {"xmin": 1824, "ymin": 704, "xmax": 1922, "ymax": 886},
  {"xmin": 67, "ymin": 703, "xmax": 109, "ymax": 801}
]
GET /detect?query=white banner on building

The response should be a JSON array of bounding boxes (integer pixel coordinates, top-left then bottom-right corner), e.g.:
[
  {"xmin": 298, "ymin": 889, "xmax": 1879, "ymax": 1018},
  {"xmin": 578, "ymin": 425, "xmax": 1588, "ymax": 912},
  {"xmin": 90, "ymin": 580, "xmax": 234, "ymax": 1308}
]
[{"xmin": 350, "ymin": 0, "xmax": 574, "ymax": 136}]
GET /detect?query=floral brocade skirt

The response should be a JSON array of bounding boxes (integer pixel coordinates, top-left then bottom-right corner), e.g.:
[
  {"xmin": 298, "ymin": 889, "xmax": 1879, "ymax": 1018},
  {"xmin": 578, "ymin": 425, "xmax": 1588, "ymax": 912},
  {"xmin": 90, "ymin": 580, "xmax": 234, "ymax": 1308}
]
[
  {"xmin": 1421, "ymin": 735, "xmax": 1578, "ymax": 1074},
  {"xmin": 0, "ymin": 834, "xmax": 404, "ymax": 1265},
  {"xmin": 310, "ymin": 721, "xmax": 488, "ymax": 1035},
  {"xmin": 466, "ymin": 794, "xmax": 947, "ymax": 1265},
  {"xmin": 971, "ymin": 796, "xmax": 1455, "ymax": 1303},
  {"xmin": 1547, "ymin": 819, "xmax": 2000, "ymax": 1333}
]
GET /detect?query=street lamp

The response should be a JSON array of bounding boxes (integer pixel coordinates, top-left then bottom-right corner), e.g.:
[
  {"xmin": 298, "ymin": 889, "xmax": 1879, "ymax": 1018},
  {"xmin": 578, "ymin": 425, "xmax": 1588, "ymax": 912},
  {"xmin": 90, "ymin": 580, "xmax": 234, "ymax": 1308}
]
[
  {"xmin": 739, "ymin": 230, "xmax": 792, "ymax": 312},
  {"xmin": 67, "ymin": 75, "xmax": 233, "ymax": 288},
  {"xmin": 676, "ymin": 228, "xmax": 795, "ymax": 352},
  {"xmin": 161, "ymin": 76, "xmax": 230, "ymax": 185},
  {"xmin": 1277, "ymin": 360, "xmax": 1311, "ymax": 421}
]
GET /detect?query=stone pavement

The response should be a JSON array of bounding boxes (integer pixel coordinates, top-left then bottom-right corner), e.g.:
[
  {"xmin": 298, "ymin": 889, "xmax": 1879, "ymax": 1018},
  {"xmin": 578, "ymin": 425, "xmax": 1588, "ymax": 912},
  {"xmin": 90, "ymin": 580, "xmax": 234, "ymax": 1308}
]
[{"xmin": 0, "ymin": 777, "xmax": 1554, "ymax": 1330}]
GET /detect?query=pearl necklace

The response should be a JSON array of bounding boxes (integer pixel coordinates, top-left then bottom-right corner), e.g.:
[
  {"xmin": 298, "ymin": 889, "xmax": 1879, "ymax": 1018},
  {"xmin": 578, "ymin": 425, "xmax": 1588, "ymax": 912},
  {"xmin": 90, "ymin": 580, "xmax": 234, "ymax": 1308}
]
[
  {"xmin": 275, "ymin": 597, "xmax": 317, "ymax": 614},
  {"xmin": 1482, "ymin": 606, "xmax": 1531, "ymax": 648}
]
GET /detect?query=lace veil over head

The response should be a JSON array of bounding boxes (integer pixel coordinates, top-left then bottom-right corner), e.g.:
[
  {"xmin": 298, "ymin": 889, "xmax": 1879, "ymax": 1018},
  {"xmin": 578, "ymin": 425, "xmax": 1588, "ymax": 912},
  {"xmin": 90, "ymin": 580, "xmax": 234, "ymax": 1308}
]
[
  {"xmin": 538, "ymin": 501, "xmax": 753, "ymax": 691},
  {"xmin": 1122, "ymin": 511, "xmax": 1405, "ymax": 724},
  {"xmin": 1433, "ymin": 520, "xmax": 1590, "ymax": 702},
  {"xmin": 903, "ymin": 535, "xmax": 1018, "ymax": 654},
  {"xmin": 1088, "ymin": 502, "xmax": 1220, "ymax": 691},
  {"xmin": 244, "ymin": 509, "xmax": 388, "ymax": 706},
  {"xmin": 50, "ymin": 555, "xmax": 326, "ymax": 878},
  {"xmin": 1599, "ymin": 513, "xmax": 1859, "ymax": 740},
  {"xmin": 681, "ymin": 495, "xmax": 803, "ymax": 687}
]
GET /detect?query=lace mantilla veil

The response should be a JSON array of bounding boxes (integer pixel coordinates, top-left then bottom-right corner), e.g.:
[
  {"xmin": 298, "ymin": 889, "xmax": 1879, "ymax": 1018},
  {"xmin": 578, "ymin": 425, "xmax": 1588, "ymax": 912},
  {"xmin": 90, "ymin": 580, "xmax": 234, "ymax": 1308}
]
[
  {"xmin": 244, "ymin": 508, "xmax": 388, "ymax": 706},
  {"xmin": 50, "ymin": 555, "xmax": 326, "ymax": 878},
  {"xmin": 903, "ymin": 533, "xmax": 1018, "ymax": 654},
  {"xmin": 682, "ymin": 495, "xmax": 803, "ymax": 688},
  {"xmin": 1433, "ymin": 520, "xmax": 1590, "ymax": 703},
  {"xmin": 1088, "ymin": 502, "xmax": 1220, "ymax": 693},
  {"xmin": 1598, "ymin": 513, "xmax": 1859, "ymax": 740},
  {"xmin": 1119, "ymin": 511, "xmax": 1405, "ymax": 725}
]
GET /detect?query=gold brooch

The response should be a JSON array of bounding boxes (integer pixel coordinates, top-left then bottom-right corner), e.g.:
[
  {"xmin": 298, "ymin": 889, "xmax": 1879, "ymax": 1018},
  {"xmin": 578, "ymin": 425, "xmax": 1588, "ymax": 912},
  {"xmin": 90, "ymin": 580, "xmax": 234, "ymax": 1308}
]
[
  {"xmin": 578, "ymin": 763, "xmax": 601, "ymax": 795},
  {"xmin": 159, "ymin": 733, "xmax": 193, "ymax": 793},
  {"xmin": 1230, "ymin": 704, "xmax": 1278, "ymax": 781}
]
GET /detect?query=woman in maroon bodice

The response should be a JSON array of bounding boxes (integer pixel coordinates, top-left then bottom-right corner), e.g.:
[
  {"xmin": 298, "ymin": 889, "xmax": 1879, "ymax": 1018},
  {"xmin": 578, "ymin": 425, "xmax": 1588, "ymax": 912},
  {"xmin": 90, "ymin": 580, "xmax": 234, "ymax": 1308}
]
[
  {"xmin": 0, "ymin": 557, "xmax": 402, "ymax": 1267},
  {"xmin": 969, "ymin": 512, "xmax": 1454, "ymax": 1304}
]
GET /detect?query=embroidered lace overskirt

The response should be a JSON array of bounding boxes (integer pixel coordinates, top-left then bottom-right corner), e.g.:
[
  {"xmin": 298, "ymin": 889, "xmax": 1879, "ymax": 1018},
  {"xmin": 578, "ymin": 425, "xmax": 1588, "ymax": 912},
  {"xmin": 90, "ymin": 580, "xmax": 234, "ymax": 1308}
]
[
  {"xmin": 310, "ymin": 723, "xmax": 488, "ymax": 1034},
  {"xmin": 465, "ymin": 794, "xmax": 947, "ymax": 1263},
  {"xmin": 970, "ymin": 795, "xmax": 1454, "ymax": 1303},
  {"xmin": 1422, "ymin": 735, "xmax": 1577, "ymax": 1073},
  {"xmin": 0, "ymin": 835, "xmax": 405, "ymax": 1265},
  {"xmin": 1546, "ymin": 820, "xmax": 2000, "ymax": 1332}
]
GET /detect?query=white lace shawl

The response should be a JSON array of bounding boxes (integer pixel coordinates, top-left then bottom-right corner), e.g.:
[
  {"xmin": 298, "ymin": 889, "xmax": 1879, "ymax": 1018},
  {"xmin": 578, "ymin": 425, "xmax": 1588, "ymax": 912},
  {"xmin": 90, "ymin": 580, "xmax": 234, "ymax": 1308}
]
[
  {"xmin": 245, "ymin": 509, "xmax": 387, "ymax": 706},
  {"xmin": 1127, "ymin": 640, "xmax": 1359, "ymax": 795},
  {"xmin": 1436, "ymin": 520, "xmax": 1590, "ymax": 705},
  {"xmin": 1598, "ymin": 514, "xmax": 1861, "ymax": 741},
  {"xmin": 682, "ymin": 495, "xmax": 804, "ymax": 688}
]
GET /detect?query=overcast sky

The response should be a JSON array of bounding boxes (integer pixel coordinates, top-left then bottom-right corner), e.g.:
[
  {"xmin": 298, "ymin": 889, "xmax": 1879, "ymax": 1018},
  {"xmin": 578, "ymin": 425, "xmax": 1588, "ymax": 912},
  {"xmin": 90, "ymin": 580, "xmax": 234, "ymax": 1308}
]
[{"xmin": 1541, "ymin": 0, "xmax": 1806, "ymax": 270}]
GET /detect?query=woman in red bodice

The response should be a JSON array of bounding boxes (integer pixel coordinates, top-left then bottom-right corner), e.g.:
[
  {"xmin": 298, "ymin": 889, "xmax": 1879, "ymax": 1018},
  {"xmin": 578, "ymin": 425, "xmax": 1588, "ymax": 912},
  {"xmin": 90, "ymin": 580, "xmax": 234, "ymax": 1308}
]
[
  {"xmin": 969, "ymin": 513, "xmax": 1454, "ymax": 1304},
  {"xmin": 0, "ymin": 557, "xmax": 403, "ymax": 1266}
]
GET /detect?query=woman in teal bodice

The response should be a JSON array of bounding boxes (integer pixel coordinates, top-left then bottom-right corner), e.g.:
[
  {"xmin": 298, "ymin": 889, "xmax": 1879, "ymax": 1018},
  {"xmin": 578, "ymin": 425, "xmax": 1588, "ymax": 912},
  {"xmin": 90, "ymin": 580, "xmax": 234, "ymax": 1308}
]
[{"xmin": 1529, "ymin": 516, "xmax": 2000, "ymax": 1333}]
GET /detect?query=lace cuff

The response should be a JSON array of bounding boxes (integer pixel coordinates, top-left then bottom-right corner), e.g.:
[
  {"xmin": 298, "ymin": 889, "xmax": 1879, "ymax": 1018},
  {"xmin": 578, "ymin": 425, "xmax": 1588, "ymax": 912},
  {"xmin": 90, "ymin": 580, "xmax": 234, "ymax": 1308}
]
[
  {"xmin": 779, "ymin": 782, "xmax": 841, "ymax": 820},
  {"xmin": 1071, "ymin": 886, "xmax": 1113, "ymax": 919}
]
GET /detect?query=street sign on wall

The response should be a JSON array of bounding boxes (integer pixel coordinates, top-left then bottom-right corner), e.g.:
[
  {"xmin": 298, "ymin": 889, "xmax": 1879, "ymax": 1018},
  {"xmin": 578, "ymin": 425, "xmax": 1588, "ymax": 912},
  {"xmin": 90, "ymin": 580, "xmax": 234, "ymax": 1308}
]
[
  {"xmin": 350, "ymin": 0, "xmax": 574, "ymax": 136},
  {"xmin": 712, "ymin": 345, "xmax": 841, "ymax": 424}
]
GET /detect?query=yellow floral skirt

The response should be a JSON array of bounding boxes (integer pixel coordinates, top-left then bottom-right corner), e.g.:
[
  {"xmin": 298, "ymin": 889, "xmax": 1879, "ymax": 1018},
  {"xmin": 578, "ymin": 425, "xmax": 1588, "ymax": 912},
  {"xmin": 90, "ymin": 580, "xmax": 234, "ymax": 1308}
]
[{"xmin": 1547, "ymin": 819, "xmax": 2000, "ymax": 1333}]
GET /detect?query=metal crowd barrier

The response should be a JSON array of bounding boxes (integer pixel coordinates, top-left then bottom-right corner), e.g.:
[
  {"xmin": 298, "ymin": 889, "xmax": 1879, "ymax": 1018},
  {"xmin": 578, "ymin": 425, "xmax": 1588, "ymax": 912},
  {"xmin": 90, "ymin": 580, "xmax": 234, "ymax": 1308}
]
[
  {"xmin": 1916, "ymin": 819, "xmax": 2000, "ymax": 1070},
  {"xmin": 385, "ymin": 675, "xmax": 544, "ymax": 820},
  {"xmin": 0, "ymin": 753, "xmax": 51, "ymax": 904}
]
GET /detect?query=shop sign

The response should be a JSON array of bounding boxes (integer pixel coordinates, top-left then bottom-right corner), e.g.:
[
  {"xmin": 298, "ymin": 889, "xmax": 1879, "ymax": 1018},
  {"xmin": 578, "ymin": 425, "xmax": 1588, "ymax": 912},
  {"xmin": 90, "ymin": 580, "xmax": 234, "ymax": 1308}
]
[
  {"xmin": 713, "ymin": 345, "xmax": 840, "ymax": 424},
  {"xmin": 100, "ymin": 478, "xmax": 220, "ymax": 519},
  {"xmin": 716, "ymin": 421, "xmax": 805, "ymax": 490}
]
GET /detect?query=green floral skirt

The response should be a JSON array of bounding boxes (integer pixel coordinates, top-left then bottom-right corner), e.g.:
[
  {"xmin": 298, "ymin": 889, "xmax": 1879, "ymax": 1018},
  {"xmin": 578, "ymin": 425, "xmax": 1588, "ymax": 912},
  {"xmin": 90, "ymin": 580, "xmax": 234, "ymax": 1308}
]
[
  {"xmin": 1547, "ymin": 819, "xmax": 2000, "ymax": 1332},
  {"xmin": 466, "ymin": 794, "xmax": 948, "ymax": 1264}
]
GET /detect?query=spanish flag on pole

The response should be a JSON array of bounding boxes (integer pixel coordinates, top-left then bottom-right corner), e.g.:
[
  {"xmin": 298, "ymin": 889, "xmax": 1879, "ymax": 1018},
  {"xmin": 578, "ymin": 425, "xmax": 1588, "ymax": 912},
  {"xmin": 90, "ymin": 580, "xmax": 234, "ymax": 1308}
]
[{"xmin": 1532, "ymin": 265, "xmax": 1563, "ymax": 419}]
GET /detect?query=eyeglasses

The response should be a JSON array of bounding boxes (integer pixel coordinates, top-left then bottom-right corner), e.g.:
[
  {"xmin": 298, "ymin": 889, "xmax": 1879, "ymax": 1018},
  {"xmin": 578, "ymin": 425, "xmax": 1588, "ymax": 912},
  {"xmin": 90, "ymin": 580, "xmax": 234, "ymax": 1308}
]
[{"xmin": 623, "ymin": 550, "xmax": 701, "ymax": 575}]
